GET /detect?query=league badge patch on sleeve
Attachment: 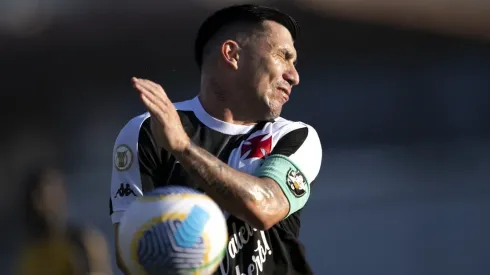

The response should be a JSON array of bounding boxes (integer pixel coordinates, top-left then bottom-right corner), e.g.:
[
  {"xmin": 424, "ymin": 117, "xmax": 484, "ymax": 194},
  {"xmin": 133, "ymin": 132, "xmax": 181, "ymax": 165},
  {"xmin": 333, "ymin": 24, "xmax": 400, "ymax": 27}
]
[
  {"xmin": 286, "ymin": 168, "xmax": 307, "ymax": 197},
  {"xmin": 114, "ymin": 144, "xmax": 133, "ymax": 171}
]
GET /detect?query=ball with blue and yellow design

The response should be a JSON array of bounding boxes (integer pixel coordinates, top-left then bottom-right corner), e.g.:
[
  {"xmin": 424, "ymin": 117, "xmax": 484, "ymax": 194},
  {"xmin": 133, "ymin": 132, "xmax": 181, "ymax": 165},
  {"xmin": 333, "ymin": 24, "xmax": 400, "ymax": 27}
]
[{"xmin": 118, "ymin": 186, "xmax": 228, "ymax": 275}]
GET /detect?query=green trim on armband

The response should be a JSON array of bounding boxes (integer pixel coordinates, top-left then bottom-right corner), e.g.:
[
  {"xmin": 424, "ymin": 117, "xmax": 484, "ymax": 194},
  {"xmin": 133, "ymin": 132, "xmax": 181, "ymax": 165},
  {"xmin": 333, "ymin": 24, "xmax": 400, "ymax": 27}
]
[{"xmin": 254, "ymin": 154, "xmax": 310, "ymax": 218}]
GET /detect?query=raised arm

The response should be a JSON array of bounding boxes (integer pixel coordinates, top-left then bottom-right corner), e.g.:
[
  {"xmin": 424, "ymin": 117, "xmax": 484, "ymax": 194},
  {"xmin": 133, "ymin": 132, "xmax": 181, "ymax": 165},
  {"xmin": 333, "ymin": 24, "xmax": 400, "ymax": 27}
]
[
  {"xmin": 175, "ymin": 142, "xmax": 287, "ymax": 229},
  {"xmin": 173, "ymin": 125, "xmax": 322, "ymax": 230},
  {"xmin": 133, "ymin": 77, "xmax": 322, "ymax": 230}
]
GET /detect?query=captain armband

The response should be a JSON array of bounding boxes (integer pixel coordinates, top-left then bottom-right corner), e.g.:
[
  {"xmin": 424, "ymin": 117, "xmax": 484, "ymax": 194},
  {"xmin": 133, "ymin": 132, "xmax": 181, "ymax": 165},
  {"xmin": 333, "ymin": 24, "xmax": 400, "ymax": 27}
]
[{"xmin": 254, "ymin": 154, "xmax": 310, "ymax": 218}]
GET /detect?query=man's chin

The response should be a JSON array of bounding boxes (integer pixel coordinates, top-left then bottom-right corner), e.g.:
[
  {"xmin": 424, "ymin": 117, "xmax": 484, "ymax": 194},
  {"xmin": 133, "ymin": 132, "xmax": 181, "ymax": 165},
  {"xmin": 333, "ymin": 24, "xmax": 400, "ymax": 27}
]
[
  {"xmin": 265, "ymin": 108, "xmax": 282, "ymax": 120},
  {"xmin": 258, "ymin": 100, "xmax": 283, "ymax": 121}
]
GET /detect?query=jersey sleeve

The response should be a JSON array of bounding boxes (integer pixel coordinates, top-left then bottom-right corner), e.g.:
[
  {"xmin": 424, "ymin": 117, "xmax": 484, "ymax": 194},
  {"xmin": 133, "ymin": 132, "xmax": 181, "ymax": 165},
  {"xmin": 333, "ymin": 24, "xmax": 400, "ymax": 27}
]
[
  {"xmin": 110, "ymin": 113, "xmax": 156, "ymax": 224},
  {"xmin": 254, "ymin": 124, "xmax": 322, "ymax": 217}
]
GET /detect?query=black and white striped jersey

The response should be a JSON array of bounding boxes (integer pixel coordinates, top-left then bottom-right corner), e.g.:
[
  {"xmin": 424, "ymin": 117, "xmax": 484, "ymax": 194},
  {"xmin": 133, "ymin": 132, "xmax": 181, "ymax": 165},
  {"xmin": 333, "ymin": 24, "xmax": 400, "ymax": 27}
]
[{"xmin": 110, "ymin": 96, "xmax": 322, "ymax": 275}]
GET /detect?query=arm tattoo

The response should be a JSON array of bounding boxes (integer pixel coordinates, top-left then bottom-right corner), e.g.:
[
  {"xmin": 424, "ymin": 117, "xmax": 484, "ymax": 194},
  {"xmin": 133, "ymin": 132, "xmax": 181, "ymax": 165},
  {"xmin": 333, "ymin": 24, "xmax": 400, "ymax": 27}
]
[{"xmin": 173, "ymin": 142, "xmax": 289, "ymax": 223}]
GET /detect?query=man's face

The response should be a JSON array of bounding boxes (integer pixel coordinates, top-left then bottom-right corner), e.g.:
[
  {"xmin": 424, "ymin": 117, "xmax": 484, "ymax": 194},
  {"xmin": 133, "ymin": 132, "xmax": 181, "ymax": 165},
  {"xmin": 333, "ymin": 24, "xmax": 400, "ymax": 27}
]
[
  {"xmin": 237, "ymin": 21, "xmax": 299, "ymax": 120},
  {"xmin": 35, "ymin": 170, "xmax": 67, "ymax": 225}
]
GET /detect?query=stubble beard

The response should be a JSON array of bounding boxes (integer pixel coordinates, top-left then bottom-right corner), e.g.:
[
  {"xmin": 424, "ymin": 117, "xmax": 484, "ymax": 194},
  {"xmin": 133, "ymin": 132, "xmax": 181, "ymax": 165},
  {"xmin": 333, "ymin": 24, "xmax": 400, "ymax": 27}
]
[{"xmin": 264, "ymin": 94, "xmax": 283, "ymax": 120}]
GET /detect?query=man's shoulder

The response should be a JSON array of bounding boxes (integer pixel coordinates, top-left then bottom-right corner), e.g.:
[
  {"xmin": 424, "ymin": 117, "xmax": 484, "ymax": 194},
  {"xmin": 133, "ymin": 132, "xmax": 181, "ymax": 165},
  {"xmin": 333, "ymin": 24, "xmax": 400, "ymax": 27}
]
[
  {"xmin": 114, "ymin": 112, "xmax": 151, "ymax": 146},
  {"xmin": 273, "ymin": 117, "xmax": 314, "ymax": 126},
  {"xmin": 269, "ymin": 118, "xmax": 322, "ymax": 184},
  {"xmin": 268, "ymin": 117, "xmax": 322, "ymax": 159},
  {"xmin": 268, "ymin": 117, "xmax": 318, "ymax": 137}
]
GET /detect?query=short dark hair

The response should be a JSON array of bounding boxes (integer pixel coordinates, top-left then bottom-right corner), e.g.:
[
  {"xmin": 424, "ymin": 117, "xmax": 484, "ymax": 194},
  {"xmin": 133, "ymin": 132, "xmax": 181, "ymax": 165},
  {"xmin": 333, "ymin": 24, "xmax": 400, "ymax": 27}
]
[{"xmin": 194, "ymin": 4, "xmax": 300, "ymax": 69}]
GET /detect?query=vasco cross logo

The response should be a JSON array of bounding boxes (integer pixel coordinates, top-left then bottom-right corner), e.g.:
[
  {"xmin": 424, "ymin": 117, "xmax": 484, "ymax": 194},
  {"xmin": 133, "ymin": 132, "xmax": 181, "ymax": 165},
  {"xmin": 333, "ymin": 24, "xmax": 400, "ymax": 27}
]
[
  {"xmin": 240, "ymin": 134, "xmax": 272, "ymax": 160},
  {"xmin": 114, "ymin": 144, "xmax": 133, "ymax": 171},
  {"xmin": 286, "ymin": 168, "xmax": 307, "ymax": 197},
  {"xmin": 114, "ymin": 183, "xmax": 137, "ymax": 198}
]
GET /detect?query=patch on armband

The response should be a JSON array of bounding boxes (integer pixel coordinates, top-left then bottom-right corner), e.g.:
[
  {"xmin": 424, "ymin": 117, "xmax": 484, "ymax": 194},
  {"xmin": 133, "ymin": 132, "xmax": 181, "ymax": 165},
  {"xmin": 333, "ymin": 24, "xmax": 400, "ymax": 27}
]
[
  {"xmin": 254, "ymin": 154, "xmax": 310, "ymax": 217},
  {"xmin": 286, "ymin": 168, "xmax": 307, "ymax": 197}
]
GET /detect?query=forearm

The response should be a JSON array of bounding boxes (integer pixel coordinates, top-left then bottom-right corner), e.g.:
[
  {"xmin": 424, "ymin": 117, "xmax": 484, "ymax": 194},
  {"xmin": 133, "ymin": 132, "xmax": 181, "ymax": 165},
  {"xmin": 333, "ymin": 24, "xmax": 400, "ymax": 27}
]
[{"xmin": 173, "ymin": 142, "xmax": 287, "ymax": 228}]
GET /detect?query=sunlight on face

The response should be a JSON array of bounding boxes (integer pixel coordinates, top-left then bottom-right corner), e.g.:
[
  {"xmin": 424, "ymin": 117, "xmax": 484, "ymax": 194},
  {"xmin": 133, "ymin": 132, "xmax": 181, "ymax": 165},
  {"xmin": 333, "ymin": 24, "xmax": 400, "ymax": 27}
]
[{"xmin": 240, "ymin": 21, "xmax": 299, "ymax": 120}]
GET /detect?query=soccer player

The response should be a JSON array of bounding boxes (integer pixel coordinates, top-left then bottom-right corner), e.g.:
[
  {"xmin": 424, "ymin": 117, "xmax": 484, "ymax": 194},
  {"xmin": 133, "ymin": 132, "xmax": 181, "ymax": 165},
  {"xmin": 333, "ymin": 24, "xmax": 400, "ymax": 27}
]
[
  {"xmin": 18, "ymin": 165, "xmax": 112, "ymax": 275},
  {"xmin": 110, "ymin": 4, "xmax": 322, "ymax": 275}
]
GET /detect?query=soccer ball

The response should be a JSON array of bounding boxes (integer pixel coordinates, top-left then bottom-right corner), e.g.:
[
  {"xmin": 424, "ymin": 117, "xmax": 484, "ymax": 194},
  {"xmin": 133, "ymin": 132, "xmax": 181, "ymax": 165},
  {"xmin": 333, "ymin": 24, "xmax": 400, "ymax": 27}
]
[{"xmin": 117, "ymin": 186, "xmax": 228, "ymax": 275}]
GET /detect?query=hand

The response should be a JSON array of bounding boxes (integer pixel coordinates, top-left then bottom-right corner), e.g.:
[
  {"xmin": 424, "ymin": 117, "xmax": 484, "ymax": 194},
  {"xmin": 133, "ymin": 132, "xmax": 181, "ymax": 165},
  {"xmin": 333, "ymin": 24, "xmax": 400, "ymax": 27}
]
[{"xmin": 132, "ymin": 77, "xmax": 190, "ymax": 153}]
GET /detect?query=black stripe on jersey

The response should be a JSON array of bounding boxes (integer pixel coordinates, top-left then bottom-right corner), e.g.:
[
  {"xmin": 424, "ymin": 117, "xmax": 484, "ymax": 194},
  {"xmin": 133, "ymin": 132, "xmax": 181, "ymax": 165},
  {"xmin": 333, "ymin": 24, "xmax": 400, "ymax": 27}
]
[
  {"xmin": 138, "ymin": 118, "xmax": 160, "ymax": 191},
  {"xmin": 109, "ymin": 198, "xmax": 113, "ymax": 215},
  {"xmin": 270, "ymin": 127, "xmax": 308, "ymax": 157}
]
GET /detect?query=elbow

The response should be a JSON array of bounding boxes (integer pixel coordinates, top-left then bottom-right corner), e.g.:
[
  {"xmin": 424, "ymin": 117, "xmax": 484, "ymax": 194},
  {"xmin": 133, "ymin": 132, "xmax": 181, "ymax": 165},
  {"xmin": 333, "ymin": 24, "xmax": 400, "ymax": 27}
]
[
  {"xmin": 255, "ymin": 219, "xmax": 276, "ymax": 231},
  {"xmin": 242, "ymin": 205, "xmax": 278, "ymax": 231},
  {"xmin": 245, "ymin": 213, "xmax": 275, "ymax": 231}
]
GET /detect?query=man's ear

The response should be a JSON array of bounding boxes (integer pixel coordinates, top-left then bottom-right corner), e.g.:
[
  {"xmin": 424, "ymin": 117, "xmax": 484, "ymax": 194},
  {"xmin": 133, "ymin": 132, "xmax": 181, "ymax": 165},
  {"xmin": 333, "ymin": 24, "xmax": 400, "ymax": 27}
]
[{"xmin": 220, "ymin": 40, "xmax": 240, "ymax": 70}]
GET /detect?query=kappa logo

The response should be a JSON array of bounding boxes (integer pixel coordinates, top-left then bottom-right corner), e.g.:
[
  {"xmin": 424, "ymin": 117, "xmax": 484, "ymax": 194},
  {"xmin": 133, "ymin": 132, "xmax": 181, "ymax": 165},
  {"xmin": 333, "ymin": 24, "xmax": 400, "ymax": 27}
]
[
  {"xmin": 114, "ymin": 183, "xmax": 137, "ymax": 198},
  {"xmin": 240, "ymin": 134, "xmax": 272, "ymax": 160},
  {"xmin": 286, "ymin": 168, "xmax": 307, "ymax": 197}
]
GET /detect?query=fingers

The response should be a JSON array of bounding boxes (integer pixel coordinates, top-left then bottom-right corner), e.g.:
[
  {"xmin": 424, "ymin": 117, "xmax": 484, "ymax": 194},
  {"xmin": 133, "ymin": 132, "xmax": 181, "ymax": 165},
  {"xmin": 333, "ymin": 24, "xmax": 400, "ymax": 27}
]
[
  {"xmin": 132, "ymin": 77, "xmax": 169, "ymax": 99},
  {"xmin": 132, "ymin": 77, "xmax": 159, "ymax": 90},
  {"xmin": 131, "ymin": 77, "xmax": 188, "ymax": 152},
  {"xmin": 132, "ymin": 77, "xmax": 174, "ymax": 118},
  {"xmin": 137, "ymin": 86, "xmax": 165, "ymax": 114},
  {"xmin": 132, "ymin": 77, "xmax": 161, "ymax": 100},
  {"xmin": 132, "ymin": 78, "xmax": 155, "ymax": 96},
  {"xmin": 140, "ymin": 93, "xmax": 160, "ymax": 116}
]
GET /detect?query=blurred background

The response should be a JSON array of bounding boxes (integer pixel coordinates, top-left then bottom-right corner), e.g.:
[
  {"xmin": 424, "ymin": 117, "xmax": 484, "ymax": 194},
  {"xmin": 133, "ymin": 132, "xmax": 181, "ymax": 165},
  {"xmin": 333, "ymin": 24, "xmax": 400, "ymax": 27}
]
[{"xmin": 1, "ymin": 0, "xmax": 489, "ymax": 274}]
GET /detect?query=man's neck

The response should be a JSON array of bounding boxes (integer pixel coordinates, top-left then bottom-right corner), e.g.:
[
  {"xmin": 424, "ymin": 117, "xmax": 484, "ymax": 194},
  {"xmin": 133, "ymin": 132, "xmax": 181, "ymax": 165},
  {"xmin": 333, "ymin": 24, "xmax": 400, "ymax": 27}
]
[{"xmin": 198, "ymin": 93, "xmax": 257, "ymax": 126}]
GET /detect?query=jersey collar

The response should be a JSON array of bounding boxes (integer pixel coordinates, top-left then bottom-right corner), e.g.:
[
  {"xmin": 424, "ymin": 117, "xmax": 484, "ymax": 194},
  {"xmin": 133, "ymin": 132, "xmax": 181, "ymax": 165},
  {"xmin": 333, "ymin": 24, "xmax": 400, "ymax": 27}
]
[{"xmin": 187, "ymin": 97, "xmax": 256, "ymax": 135}]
